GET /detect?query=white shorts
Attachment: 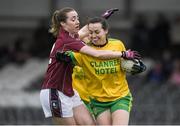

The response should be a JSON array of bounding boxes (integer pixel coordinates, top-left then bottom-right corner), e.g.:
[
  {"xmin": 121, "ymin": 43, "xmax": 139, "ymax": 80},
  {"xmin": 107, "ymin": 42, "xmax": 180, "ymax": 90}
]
[{"xmin": 40, "ymin": 89, "xmax": 83, "ymax": 118}]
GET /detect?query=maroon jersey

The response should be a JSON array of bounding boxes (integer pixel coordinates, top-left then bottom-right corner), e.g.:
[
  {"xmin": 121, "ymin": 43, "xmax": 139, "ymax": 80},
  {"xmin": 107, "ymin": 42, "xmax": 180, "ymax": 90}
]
[{"xmin": 42, "ymin": 29, "xmax": 85, "ymax": 96}]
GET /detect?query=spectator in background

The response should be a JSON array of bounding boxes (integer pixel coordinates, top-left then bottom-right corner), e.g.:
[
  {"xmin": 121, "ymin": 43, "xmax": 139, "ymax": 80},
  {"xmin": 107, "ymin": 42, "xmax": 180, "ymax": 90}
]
[
  {"xmin": 0, "ymin": 45, "xmax": 10, "ymax": 68},
  {"xmin": 169, "ymin": 59, "xmax": 180, "ymax": 86},
  {"xmin": 131, "ymin": 14, "xmax": 150, "ymax": 57},
  {"xmin": 149, "ymin": 13, "xmax": 171, "ymax": 57},
  {"xmin": 8, "ymin": 37, "xmax": 30, "ymax": 65},
  {"xmin": 170, "ymin": 15, "xmax": 180, "ymax": 58},
  {"xmin": 146, "ymin": 60, "xmax": 165, "ymax": 84},
  {"xmin": 170, "ymin": 15, "xmax": 180, "ymax": 45},
  {"xmin": 31, "ymin": 18, "xmax": 54, "ymax": 58},
  {"xmin": 161, "ymin": 49, "xmax": 173, "ymax": 81},
  {"xmin": 146, "ymin": 50, "xmax": 174, "ymax": 84}
]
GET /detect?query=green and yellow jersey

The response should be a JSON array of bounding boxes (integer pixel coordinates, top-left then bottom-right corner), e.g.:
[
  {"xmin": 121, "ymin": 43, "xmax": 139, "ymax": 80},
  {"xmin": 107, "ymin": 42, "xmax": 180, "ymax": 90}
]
[
  {"xmin": 72, "ymin": 38, "xmax": 130, "ymax": 102},
  {"xmin": 72, "ymin": 66, "xmax": 90, "ymax": 102}
]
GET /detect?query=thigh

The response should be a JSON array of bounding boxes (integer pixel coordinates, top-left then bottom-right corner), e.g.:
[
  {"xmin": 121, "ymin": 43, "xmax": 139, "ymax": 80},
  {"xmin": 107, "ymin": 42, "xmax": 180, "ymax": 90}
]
[
  {"xmin": 111, "ymin": 93, "xmax": 132, "ymax": 125},
  {"xmin": 52, "ymin": 117, "xmax": 76, "ymax": 125},
  {"xmin": 96, "ymin": 109, "xmax": 111, "ymax": 125},
  {"xmin": 72, "ymin": 90, "xmax": 95, "ymax": 125},
  {"xmin": 73, "ymin": 104, "xmax": 95, "ymax": 125},
  {"xmin": 112, "ymin": 109, "xmax": 129, "ymax": 125},
  {"xmin": 83, "ymin": 100, "xmax": 94, "ymax": 114}
]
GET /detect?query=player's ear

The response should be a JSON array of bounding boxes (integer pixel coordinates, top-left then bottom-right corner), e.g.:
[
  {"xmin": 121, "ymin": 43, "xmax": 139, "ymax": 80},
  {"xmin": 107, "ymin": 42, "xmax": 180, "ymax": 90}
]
[
  {"xmin": 60, "ymin": 22, "xmax": 66, "ymax": 27},
  {"xmin": 105, "ymin": 29, "xmax": 108, "ymax": 35}
]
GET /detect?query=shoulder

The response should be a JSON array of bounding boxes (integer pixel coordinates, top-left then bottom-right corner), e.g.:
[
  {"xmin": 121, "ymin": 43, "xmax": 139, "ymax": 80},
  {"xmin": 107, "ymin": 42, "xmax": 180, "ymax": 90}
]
[{"xmin": 108, "ymin": 38, "xmax": 125, "ymax": 46}]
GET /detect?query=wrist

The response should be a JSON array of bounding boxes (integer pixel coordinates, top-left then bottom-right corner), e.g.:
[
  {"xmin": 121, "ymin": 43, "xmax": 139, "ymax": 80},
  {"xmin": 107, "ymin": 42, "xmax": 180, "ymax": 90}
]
[{"xmin": 121, "ymin": 51, "xmax": 126, "ymax": 58}]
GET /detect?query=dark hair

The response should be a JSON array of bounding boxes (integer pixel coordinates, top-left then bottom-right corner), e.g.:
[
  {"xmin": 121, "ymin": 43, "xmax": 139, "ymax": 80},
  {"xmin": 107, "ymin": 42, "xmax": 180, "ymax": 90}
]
[
  {"xmin": 87, "ymin": 17, "xmax": 109, "ymax": 30},
  {"xmin": 49, "ymin": 7, "xmax": 75, "ymax": 37}
]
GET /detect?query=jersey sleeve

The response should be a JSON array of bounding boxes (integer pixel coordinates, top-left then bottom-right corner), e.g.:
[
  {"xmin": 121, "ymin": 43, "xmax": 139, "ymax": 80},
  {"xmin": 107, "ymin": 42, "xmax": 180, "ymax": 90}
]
[
  {"xmin": 66, "ymin": 40, "xmax": 86, "ymax": 52},
  {"xmin": 118, "ymin": 40, "xmax": 126, "ymax": 51}
]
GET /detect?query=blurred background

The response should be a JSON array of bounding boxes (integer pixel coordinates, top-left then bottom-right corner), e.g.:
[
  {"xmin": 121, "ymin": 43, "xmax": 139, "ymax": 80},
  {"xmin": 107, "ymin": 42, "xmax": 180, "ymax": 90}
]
[{"xmin": 0, "ymin": 0, "xmax": 180, "ymax": 125}]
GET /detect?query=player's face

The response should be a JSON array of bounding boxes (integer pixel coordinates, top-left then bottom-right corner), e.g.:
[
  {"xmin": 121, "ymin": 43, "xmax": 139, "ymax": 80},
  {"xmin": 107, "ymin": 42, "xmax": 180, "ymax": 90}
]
[
  {"xmin": 88, "ymin": 23, "xmax": 108, "ymax": 45},
  {"xmin": 61, "ymin": 11, "xmax": 80, "ymax": 34}
]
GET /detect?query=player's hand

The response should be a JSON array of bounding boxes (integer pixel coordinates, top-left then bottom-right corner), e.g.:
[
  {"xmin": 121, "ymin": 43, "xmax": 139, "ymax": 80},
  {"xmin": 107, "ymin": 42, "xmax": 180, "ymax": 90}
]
[
  {"xmin": 131, "ymin": 60, "xmax": 146, "ymax": 75},
  {"xmin": 55, "ymin": 51, "xmax": 72, "ymax": 63},
  {"xmin": 121, "ymin": 49, "xmax": 141, "ymax": 60},
  {"xmin": 101, "ymin": 8, "xmax": 119, "ymax": 19}
]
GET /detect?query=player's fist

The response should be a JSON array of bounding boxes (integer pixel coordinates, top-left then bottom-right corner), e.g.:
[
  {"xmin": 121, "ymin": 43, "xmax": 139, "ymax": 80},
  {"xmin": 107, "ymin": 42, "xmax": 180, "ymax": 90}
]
[
  {"xmin": 101, "ymin": 8, "xmax": 119, "ymax": 19},
  {"xmin": 121, "ymin": 49, "xmax": 141, "ymax": 60},
  {"xmin": 56, "ymin": 51, "xmax": 72, "ymax": 63}
]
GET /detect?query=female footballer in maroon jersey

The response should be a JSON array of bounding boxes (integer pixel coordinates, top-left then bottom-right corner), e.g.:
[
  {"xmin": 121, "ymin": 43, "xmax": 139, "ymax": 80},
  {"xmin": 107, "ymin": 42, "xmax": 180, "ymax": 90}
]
[{"xmin": 40, "ymin": 7, "xmax": 140, "ymax": 125}]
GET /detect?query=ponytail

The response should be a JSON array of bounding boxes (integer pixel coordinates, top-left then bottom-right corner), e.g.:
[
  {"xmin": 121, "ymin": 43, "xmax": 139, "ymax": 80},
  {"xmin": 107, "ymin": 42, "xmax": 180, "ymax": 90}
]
[
  {"xmin": 49, "ymin": 7, "xmax": 75, "ymax": 38},
  {"xmin": 49, "ymin": 10, "xmax": 60, "ymax": 37}
]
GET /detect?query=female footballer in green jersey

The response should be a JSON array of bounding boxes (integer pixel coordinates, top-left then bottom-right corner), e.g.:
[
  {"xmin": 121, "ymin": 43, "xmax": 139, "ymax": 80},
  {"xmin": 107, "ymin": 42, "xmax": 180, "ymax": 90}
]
[
  {"xmin": 71, "ymin": 17, "xmax": 133, "ymax": 125},
  {"xmin": 57, "ymin": 16, "xmax": 144, "ymax": 125}
]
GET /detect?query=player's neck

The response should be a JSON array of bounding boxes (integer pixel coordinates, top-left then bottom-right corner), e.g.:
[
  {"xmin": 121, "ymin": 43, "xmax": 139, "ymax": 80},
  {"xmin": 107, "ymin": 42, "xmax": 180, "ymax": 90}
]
[{"xmin": 92, "ymin": 39, "xmax": 108, "ymax": 47}]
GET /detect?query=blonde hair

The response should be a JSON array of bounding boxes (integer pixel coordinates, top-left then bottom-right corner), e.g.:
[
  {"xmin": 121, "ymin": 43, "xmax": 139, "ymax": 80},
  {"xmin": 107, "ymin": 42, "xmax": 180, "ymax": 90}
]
[{"xmin": 49, "ymin": 7, "xmax": 75, "ymax": 37}]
